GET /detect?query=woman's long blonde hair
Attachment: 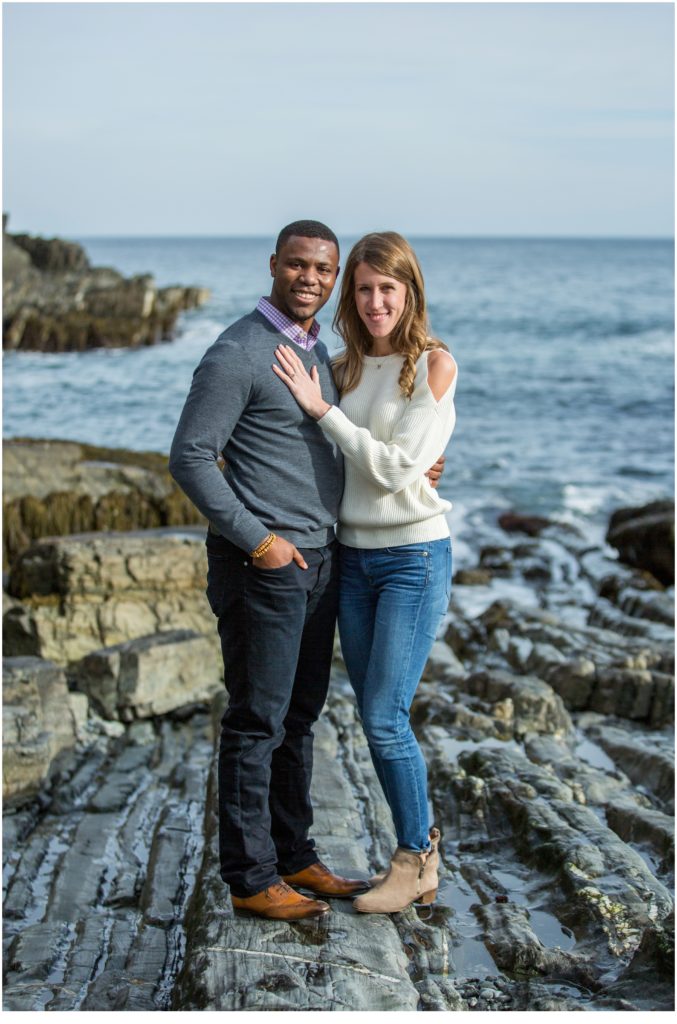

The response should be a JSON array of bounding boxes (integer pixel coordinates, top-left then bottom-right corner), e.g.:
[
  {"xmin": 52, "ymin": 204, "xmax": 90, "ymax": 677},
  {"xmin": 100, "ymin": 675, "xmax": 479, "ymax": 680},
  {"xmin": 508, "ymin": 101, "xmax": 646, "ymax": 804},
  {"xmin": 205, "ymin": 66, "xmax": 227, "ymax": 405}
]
[{"xmin": 332, "ymin": 232, "xmax": 447, "ymax": 399}]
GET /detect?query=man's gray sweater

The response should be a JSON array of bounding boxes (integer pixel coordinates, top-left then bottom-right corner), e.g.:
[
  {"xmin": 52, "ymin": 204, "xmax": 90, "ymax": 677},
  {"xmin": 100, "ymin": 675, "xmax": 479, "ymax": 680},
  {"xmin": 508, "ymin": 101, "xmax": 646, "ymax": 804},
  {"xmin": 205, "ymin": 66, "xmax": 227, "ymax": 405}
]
[{"xmin": 169, "ymin": 310, "xmax": 343, "ymax": 553}]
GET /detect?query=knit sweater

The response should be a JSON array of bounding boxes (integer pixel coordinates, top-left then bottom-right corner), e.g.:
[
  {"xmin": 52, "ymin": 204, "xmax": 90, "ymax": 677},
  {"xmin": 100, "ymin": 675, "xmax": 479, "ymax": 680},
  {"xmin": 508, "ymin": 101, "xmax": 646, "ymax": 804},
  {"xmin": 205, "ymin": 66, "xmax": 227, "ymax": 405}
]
[
  {"xmin": 169, "ymin": 310, "xmax": 343, "ymax": 553},
  {"xmin": 318, "ymin": 349, "xmax": 457, "ymax": 548}
]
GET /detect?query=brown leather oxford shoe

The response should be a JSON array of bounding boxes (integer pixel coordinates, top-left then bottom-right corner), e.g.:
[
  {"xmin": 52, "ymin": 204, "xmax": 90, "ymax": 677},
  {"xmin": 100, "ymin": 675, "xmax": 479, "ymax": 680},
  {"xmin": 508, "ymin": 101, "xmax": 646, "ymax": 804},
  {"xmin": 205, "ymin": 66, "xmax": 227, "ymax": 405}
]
[
  {"xmin": 231, "ymin": 880, "xmax": 330, "ymax": 920},
  {"xmin": 282, "ymin": 860, "xmax": 370, "ymax": 898}
]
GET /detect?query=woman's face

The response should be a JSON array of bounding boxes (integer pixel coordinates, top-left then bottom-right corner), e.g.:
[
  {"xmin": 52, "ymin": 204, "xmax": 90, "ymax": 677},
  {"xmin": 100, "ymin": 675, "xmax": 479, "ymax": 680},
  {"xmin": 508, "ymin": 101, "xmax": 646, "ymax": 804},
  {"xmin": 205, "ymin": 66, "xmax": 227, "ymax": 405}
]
[{"xmin": 353, "ymin": 262, "xmax": 407, "ymax": 342}]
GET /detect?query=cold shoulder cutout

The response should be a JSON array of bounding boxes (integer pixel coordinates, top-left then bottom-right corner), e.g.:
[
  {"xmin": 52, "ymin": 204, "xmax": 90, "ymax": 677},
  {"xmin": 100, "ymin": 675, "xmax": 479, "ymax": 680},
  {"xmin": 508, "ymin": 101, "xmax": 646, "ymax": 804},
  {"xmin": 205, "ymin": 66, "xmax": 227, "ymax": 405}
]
[{"xmin": 426, "ymin": 349, "xmax": 457, "ymax": 403}]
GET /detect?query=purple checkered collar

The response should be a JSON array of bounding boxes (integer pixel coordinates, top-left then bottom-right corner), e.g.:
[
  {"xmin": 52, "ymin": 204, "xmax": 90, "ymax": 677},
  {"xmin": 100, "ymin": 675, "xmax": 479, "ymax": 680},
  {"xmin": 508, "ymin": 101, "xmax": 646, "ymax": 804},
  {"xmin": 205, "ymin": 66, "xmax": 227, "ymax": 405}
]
[{"xmin": 256, "ymin": 296, "xmax": 320, "ymax": 352}]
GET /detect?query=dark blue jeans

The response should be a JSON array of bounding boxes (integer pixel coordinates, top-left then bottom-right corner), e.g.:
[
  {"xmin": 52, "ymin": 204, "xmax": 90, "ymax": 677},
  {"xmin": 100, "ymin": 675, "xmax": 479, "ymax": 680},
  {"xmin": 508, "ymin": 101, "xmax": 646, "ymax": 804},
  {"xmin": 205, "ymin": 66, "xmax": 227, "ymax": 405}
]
[
  {"xmin": 338, "ymin": 539, "xmax": 452, "ymax": 851},
  {"xmin": 205, "ymin": 531, "xmax": 339, "ymax": 898}
]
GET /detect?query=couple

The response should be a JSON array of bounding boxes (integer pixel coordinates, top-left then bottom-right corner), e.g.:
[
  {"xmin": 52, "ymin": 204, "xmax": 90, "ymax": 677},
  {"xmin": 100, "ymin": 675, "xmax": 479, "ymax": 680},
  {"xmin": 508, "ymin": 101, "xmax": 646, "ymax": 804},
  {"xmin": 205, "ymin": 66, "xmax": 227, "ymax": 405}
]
[{"xmin": 169, "ymin": 220, "xmax": 457, "ymax": 920}]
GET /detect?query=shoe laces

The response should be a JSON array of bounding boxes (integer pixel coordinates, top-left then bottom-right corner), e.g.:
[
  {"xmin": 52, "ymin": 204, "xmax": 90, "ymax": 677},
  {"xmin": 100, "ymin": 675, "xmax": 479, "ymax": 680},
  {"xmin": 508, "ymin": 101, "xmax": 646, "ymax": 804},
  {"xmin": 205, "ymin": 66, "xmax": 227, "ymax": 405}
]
[{"xmin": 266, "ymin": 881, "xmax": 296, "ymax": 900}]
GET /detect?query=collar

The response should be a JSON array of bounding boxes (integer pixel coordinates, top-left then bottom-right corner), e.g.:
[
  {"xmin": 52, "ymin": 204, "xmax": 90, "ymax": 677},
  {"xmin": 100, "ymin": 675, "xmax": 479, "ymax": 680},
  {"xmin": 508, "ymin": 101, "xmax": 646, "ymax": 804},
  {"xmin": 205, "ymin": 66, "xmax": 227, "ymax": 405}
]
[{"xmin": 256, "ymin": 296, "xmax": 320, "ymax": 351}]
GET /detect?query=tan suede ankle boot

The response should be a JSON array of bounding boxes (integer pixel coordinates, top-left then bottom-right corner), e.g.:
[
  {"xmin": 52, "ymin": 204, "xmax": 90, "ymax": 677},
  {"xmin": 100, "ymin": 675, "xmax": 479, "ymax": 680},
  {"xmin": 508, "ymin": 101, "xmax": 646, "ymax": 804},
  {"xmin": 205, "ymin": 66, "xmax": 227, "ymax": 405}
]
[
  {"xmin": 354, "ymin": 828, "xmax": 440, "ymax": 914},
  {"xmin": 369, "ymin": 866, "xmax": 390, "ymax": 886},
  {"xmin": 419, "ymin": 826, "xmax": 440, "ymax": 897},
  {"xmin": 369, "ymin": 829, "xmax": 439, "ymax": 889},
  {"xmin": 368, "ymin": 856, "xmax": 393, "ymax": 886}
]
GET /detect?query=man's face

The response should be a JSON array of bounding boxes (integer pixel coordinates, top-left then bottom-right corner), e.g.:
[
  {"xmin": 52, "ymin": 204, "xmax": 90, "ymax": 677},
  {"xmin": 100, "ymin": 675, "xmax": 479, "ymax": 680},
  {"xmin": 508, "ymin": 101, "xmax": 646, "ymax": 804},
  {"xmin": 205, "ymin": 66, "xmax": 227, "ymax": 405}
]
[{"xmin": 269, "ymin": 236, "xmax": 340, "ymax": 331}]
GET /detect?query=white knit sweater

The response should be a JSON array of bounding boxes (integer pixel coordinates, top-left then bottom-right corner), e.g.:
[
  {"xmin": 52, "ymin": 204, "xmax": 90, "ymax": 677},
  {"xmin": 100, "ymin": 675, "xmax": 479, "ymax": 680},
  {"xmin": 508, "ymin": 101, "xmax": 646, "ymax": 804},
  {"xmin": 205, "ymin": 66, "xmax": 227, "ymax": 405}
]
[{"xmin": 318, "ymin": 349, "xmax": 457, "ymax": 548}]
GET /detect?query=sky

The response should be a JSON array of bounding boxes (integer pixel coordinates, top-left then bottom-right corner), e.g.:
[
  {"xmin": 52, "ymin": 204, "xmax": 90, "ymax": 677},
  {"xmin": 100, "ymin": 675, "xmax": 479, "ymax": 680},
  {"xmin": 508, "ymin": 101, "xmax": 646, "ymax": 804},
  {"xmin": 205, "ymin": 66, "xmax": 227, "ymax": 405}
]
[{"xmin": 2, "ymin": 1, "xmax": 674, "ymax": 238}]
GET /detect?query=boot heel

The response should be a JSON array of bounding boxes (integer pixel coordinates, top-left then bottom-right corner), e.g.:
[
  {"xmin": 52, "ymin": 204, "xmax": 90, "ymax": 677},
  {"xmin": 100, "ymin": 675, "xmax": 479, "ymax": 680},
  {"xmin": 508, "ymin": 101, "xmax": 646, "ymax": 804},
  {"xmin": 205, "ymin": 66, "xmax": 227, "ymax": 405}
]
[{"xmin": 416, "ymin": 888, "xmax": 437, "ymax": 905}]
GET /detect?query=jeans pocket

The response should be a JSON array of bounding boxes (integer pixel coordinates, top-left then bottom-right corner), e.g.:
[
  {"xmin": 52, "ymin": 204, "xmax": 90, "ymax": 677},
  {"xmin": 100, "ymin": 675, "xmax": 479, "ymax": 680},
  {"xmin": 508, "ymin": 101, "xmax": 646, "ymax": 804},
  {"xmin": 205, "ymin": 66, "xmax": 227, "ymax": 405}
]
[
  {"xmin": 384, "ymin": 545, "xmax": 430, "ymax": 556},
  {"xmin": 384, "ymin": 549, "xmax": 431, "ymax": 587},
  {"xmin": 252, "ymin": 559, "xmax": 295, "ymax": 574}
]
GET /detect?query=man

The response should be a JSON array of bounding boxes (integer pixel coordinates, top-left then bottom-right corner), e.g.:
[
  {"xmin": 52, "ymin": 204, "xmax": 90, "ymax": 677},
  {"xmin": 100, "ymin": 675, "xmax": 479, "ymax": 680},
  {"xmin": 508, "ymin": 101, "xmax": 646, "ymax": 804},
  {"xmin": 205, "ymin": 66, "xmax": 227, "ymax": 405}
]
[{"xmin": 170, "ymin": 220, "xmax": 443, "ymax": 920}]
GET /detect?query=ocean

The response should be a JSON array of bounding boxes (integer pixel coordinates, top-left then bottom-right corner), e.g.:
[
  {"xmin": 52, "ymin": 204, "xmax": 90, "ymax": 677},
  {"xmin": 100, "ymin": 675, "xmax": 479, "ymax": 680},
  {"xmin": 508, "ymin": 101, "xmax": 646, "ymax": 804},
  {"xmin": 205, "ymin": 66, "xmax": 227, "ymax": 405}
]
[{"xmin": 3, "ymin": 236, "xmax": 674, "ymax": 561}]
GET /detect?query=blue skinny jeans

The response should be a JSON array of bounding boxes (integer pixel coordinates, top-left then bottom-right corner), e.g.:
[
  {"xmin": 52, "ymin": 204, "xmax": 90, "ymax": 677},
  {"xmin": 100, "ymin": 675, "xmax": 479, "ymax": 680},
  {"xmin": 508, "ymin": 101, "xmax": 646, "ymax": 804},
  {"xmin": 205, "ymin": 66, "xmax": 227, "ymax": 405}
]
[{"xmin": 338, "ymin": 539, "xmax": 452, "ymax": 852}]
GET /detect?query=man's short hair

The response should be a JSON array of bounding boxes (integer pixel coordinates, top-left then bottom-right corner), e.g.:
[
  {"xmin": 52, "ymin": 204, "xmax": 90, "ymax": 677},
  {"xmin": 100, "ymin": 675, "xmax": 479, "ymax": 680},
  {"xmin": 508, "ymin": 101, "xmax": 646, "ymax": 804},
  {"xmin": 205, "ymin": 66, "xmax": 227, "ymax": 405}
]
[{"xmin": 275, "ymin": 220, "xmax": 339, "ymax": 256}]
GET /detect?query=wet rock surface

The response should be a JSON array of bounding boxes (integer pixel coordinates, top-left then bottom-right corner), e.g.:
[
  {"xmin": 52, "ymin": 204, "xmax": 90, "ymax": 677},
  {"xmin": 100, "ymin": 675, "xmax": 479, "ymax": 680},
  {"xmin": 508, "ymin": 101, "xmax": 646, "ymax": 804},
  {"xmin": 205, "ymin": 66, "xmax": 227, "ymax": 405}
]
[
  {"xmin": 3, "ymin": 501, "xmax": 674, "ymax": 1010},
  {"xmin": 174, "ymin": 693, "xmax": 427, "ymax": 1011},
  {"xmin": 3, "ymin": 710, "xmax": 214, "ymax": 1010},
  {"xmin": 3, "ymin": 220, "xmax": 209, "ymax": 353}
]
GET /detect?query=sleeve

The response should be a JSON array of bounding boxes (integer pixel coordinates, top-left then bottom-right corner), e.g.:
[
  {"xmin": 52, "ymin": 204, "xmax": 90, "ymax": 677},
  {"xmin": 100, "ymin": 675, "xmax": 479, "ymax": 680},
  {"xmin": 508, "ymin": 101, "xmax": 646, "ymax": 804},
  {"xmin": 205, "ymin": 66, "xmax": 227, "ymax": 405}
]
[
  {"xmin": 168, "ymin": 340, "xmax": 270, "ymax": 552},
  {"xmin": 317, "ymin": 360, "xmax": 457, "ymax": 494}
]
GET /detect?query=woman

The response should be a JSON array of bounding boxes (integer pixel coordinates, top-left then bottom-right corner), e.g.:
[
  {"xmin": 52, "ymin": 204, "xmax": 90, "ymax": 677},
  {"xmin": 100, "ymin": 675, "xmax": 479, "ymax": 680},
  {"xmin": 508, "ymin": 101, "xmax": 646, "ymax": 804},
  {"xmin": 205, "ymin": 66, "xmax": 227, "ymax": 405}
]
[{"xmin": 273, "ymin": 231, "xmax": 457, "ymax": 913}]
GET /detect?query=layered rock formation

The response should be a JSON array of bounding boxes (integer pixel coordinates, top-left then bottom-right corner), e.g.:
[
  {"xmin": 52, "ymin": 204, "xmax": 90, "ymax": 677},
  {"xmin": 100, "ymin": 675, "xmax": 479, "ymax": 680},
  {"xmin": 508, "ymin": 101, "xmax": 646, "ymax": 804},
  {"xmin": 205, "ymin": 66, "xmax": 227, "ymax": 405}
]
[
  {"xmin": 3, "ymin": 657, "xmax": 88, "ymax": 807},
  {"xmin": 2, "ymin": 218, "xmax": 209, "ymax": 352},
  {"xmin": 3, "ymin": 438, "xmax": 204, "ymax": 566},
  {"xmin": 5, "ymin": 527, "xmax": 215, "ymax": 664},
  {"xmin": 3, "ymin": 708, "xmax": 215, "ymax": 1011},
  {"xmin": 72, "ymin": 630, "xmax": 222, "ymax": 721},
  {"xmin": 2, "ymin": 480, "xmax": 674, "ymax": 1011}
]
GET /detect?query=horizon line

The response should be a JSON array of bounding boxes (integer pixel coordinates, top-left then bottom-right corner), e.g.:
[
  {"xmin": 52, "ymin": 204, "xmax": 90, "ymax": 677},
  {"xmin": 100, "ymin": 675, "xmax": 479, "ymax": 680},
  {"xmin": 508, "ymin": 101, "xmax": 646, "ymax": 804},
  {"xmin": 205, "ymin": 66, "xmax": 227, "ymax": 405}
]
[{"xmin": 69, "ymin": 232, "xmax": 675, "ymax": 243}]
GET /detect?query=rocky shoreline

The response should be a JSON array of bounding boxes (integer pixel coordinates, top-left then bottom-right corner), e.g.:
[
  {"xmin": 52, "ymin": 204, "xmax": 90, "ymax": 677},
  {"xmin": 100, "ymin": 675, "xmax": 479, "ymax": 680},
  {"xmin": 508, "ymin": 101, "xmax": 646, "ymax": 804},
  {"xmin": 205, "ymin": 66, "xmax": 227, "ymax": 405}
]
[
  {"xmin": 2, "ymin": 444, "xmax": 674, "ymax": 1011},
  {"xmin": 3, "ymin": 438, "xmax": 205, "ymax": 567},
  {"xmin": 2, "ymin": 217, "xmax": 209, "ymax": 352}
]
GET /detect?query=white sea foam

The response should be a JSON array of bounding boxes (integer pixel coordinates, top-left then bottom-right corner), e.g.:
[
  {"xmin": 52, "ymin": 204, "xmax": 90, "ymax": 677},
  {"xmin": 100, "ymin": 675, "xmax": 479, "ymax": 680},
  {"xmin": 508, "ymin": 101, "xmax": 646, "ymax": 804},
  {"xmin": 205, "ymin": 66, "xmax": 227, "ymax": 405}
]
[{"xmin": 562, "ymin": 484, "xmax": 606, "ymax": 516}]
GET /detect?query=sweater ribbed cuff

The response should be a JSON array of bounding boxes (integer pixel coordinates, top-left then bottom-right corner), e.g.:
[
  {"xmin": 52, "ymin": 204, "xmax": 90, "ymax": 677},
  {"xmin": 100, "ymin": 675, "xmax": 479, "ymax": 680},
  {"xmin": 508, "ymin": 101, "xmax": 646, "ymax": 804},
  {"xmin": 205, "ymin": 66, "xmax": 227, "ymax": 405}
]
[{"xmin": 317, "ymin": 404, "xmax": 354, "ymax": 443}]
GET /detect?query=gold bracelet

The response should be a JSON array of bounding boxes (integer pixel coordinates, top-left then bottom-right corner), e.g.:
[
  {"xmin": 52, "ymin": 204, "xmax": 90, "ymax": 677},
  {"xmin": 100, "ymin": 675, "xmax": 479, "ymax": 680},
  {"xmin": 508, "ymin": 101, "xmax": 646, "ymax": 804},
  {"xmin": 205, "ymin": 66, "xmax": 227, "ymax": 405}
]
[{"xmin": 250, "ymin": 533, "xmax": 276, "ymax": 559}]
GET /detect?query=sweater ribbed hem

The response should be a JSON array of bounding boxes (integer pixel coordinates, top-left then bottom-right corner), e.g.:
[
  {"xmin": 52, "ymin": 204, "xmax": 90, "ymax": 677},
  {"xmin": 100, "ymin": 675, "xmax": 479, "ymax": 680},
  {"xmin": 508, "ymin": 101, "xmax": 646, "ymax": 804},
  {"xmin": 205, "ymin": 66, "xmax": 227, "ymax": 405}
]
[{"xmin": 336, "ymin": 514, "xmax": 450, "ymax": 549}]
